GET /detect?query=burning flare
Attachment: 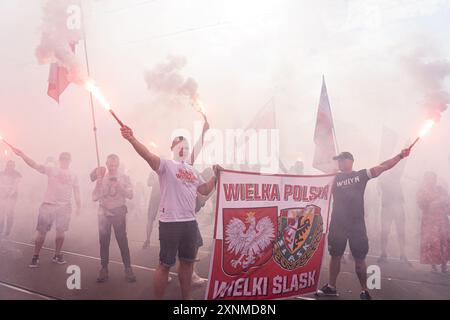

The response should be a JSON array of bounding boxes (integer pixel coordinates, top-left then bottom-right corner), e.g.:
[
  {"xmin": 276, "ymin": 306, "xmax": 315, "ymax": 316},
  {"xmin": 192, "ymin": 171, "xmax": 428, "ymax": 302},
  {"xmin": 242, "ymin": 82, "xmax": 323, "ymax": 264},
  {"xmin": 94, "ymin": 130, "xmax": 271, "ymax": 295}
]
[
  {"xmin": 84, "ymin": 80, "xmax": 112, "ymax": 111},
  {"xmin": 192, "ymin": 97, "xmax": 207, "ymax": 115},
  {"xmin": 84, "ymin": 79, "xmax": 124, "ymax": 127},
  {"xmin": 418, "ymin": 119, "xmax": 435, "ymax": 138},
  {"xmin": 0, "ymin": 135, "xmax": 15, "ymax": 150},
  {"xmin": 408, "ymin": 119, "xmax": 436, "ymax": 150}
]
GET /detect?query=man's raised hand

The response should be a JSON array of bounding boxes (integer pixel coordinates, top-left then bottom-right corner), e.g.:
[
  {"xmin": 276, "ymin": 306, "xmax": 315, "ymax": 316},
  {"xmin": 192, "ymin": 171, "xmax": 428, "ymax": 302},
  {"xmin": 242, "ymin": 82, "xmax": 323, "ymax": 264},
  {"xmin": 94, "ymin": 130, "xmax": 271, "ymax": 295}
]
[
  {"xmin": 121, "ymin": 125, "xmax": 134, "ymax": 141},
  {"xmin": 400, "ymin": 148, "xmax": 411, "ymax": 159}
]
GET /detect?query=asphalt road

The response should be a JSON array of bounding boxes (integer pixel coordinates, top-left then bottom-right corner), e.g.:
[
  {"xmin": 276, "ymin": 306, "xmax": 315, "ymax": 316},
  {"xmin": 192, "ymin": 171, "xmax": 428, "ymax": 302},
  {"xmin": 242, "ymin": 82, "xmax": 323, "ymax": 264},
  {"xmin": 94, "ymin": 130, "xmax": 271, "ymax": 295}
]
[{"xmin": 0, "ymin": 203, "xmax": 449, "ymax": 300}]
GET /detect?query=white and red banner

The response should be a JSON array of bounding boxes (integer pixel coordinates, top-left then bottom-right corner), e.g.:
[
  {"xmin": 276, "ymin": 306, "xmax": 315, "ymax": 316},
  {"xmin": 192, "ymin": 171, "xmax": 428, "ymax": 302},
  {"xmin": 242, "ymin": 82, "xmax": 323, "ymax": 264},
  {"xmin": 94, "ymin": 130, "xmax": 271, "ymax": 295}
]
[
  {"xmin": 206, "ymin": 170, "xmax": 335, "ymax": 300},
  {"xmin": 313, "ymin": 76, "xmax": 338, "ymax": 173}
]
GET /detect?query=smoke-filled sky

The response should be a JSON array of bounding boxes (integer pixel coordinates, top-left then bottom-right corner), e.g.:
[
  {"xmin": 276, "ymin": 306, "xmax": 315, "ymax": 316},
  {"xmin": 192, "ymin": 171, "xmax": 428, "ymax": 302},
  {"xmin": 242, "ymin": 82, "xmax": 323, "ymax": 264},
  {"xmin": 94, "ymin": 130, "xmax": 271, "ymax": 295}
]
[{"xmin": 1, "ymin": 0, "xmax": 450, "ymax": 188}]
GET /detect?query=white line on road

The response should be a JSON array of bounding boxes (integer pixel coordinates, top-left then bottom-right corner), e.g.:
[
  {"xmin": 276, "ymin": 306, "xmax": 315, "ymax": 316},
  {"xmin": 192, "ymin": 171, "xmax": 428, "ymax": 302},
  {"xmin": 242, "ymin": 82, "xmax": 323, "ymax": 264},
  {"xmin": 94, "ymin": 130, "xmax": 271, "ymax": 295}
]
[
  {"xmin": 0, "ymin": 280, "xmax": 58, "ymax": 300},
  {"xmin": 5, "ymin": 239, "xmax": 179, "ymax": 277}
]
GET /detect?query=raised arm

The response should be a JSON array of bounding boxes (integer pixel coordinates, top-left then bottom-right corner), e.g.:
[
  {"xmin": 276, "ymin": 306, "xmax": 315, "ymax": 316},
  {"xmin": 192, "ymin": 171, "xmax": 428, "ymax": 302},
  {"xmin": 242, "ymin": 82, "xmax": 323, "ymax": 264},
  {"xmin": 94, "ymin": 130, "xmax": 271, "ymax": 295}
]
[
  {"xmin": 12, "ymin": 148, "xmax": 46, "ymax": 174},
  {"xmin": 190, "ymin": 118, "xmax": 210, "ymax": 165},
  {"xmin": 369, "ymin": 148, "xmax": 410, "ymax": 179},
  {"xmin": 197, "ymin": 165, "xmax": 221, "ymax": 196},
  {"xmin": 121, "ymin": 126, "xmax": 161, "ymax": 172}
]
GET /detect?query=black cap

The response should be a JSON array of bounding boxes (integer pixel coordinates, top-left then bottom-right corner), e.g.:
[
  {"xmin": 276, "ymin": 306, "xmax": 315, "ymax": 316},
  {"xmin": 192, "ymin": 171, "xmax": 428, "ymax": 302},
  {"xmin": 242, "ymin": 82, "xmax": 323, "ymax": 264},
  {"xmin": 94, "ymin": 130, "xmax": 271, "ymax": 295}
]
[{"xmin": 333, "ymin": 152, "xmax": 354, "ymax": 161}]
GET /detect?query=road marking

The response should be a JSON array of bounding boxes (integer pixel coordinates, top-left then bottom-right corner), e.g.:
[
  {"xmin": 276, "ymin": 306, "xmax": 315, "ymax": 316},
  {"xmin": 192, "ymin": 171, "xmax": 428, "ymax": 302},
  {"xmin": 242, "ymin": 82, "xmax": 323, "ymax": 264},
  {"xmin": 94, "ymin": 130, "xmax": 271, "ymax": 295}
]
[
  {"xmin": 5, "ymin": 239, "xmax": 179, "ymax": 277},
  {"xmin": 0, "ymin": 280, "xmax": 59, "ymax": 300}
]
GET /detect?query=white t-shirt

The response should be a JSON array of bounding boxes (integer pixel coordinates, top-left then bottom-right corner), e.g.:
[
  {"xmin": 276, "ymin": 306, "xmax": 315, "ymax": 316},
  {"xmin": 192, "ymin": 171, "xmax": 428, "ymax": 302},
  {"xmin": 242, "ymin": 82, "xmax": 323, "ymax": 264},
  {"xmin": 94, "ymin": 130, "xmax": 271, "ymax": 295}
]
[
  {"xmin": 43, "ymin": 166, "xmax": 79, "ymax": 206},
  {"xmin": 157, "ymin": 159, "xmax": 205, "ymax": 222},
  {"xmin": 93, "ymin": 173, "xmax": 133, "ymax": 211}
]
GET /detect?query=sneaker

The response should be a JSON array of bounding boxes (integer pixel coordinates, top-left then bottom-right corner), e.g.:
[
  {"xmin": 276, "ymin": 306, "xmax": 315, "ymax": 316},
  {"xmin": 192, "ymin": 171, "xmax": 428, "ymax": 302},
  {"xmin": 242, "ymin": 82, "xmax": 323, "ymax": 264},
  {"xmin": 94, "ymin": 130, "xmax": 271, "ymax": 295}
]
[
  {"xmin": 142, "ymin": 240, "xmax": 150, "ymax": 249},
  {"xmin": 192, "ymin": 271, "xmax": 208, "ymax": 287},
  {"xmin": 315, "ymin": 284, "xmax": 339, "ymax": 297},
  {"xmin": 377, "ymin": 253, "xmax": 388, "ymax": 263},
  {"xmin": 125, "ymin": 267, "xmax": 136, "ymax": 283},
  {"xmin": 360, "ymin": 290, "xmax": 372, "ymax": 300},
  {"xmin": 96, "ymin": 267, "xmax": 109, "ymax": 283},
  {"xmin": 28, "ymin": 255, "xmax": 40, "ymax": 268},
  {"xmin": 52, "ymin": 254, "xmax": 67, "ymax": 265}
]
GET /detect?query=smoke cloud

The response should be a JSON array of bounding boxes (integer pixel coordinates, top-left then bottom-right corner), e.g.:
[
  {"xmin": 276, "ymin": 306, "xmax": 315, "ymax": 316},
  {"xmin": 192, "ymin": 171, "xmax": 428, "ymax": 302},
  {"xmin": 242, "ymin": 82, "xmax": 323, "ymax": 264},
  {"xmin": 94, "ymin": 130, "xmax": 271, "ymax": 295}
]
[
  {"xmin": 35, "ymin": 0, "xmax": 85, "ymax": 84},
  {"xmin": 402, "ymin": 49, "xmax": 450, "ymax": 121},
  {"xmin": 144, "ymin": 55, "xmax": 199, "ymax": 102}
]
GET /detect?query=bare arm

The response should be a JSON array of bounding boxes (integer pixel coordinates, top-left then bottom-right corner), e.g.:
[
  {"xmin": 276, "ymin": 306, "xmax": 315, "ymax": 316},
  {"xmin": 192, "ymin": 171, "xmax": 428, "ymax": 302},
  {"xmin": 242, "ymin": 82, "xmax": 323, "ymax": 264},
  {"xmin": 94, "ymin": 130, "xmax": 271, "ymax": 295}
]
[
  {"xmin": 92, "ymin": 174, "xmax": 104, "ymax": 202},
  {"xmin": 198, "ymin": 177, "xmax": 216, "ymax": 196},
  {"xmin": 369, "ymin": 148, "xmax": 410, "ymax": 178},
  {"xmin": 197, "ymin": 165, "xmax": 222, "ymax": 196},
  {"xmin": 121, "ymin": 126, "xmax": 161, "ymax": 172},
  {"xmin": 12, "ymin": 149, "xmax": 46, "ymax": 174},
  {"xmin": 190, "ymin": 117, "xmax": 209, "ymax": 165}
]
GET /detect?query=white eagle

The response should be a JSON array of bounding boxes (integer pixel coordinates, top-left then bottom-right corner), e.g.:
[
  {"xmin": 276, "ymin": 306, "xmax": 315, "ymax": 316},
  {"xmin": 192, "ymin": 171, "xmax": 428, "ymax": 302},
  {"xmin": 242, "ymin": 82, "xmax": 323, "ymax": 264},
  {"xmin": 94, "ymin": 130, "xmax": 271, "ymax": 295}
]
[{"xmin": 225, "ymin": 212, "xmax": 275, "ymax": 269}]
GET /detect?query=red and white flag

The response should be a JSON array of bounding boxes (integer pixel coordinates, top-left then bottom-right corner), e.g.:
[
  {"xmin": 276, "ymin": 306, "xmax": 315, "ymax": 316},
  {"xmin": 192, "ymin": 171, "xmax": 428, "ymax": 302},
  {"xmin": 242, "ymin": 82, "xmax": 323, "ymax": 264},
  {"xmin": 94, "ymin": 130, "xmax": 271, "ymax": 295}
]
[
  {"xmin": 236, "ymin": 99, "xmax": 289, "ymax": 173},
  {"xmin": 47, "ymin": 43, "xmax": 77, "ymax": 103},
  {"xmin": 313, "ymin": 76, "xmax": 338, "ymax": 173},
  {"xmin": 206, "ymin": 169, "xmax": 335, "ymax": 300}
]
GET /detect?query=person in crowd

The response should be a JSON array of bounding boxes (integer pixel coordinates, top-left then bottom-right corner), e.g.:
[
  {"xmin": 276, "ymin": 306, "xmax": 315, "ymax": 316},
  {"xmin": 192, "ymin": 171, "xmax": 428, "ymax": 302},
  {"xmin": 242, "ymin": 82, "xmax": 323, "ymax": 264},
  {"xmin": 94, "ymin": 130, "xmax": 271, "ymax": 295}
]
[
  {"xmin": 416, "ymin": 171, "xmax": 450, "ymax": 274},
  {"xmin": 13, "ymin": 149, "xmax": 80, "ymax": 268},
  {"xmin": 316, "ymin": 148, "xmax": 410, "ymax": 300},
  {"xmin": 377, "ymin": 160, "xmax": 411, "ymax": 265},
  {"xmin": 92, "ymin": 154, "xmax": 136, "ymax": 283},
  {"xmin": 0, "ymin": 160, "xmax": 22, "ymax": 237},
  {"xmin": 120, "ymin": 124, "xmax": 219, "ymax": 300}
]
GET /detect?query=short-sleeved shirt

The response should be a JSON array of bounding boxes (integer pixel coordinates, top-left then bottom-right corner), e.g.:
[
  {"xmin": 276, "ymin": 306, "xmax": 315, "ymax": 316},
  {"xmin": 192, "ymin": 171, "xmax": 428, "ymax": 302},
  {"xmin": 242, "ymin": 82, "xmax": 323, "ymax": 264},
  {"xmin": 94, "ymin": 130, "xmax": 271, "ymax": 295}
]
[
  {"xmin": 43, "ymin": 166, "xmax": 79, "ymax": 206},
  {"xmin": 0, "ymin": 170, "xmax": 22, "ymax": 199},
  {"xmin": 157, "ymin": 159, "xmax": 205, "ymax": 222},
  {"xmin": 331, "ymin": 169, "xmax": 373, "ymax": 223},
  {"xmin": 147, "ymin": 171, "xmax": 161, "ymax": 218},
  {"xmin": 94, "ymin": 173, "xmax": 133, "ymax": 211}
]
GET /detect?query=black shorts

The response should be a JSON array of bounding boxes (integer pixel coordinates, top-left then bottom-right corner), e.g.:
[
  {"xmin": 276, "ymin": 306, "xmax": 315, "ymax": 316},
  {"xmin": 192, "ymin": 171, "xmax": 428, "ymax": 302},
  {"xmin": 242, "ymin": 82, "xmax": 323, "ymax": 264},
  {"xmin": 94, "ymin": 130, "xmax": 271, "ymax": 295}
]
[
  {"xmin": 159, "ymin": 220, "xmax": 199, "ymax": 268},
  {"xmin": 327, "ymin": 219, "xmax": 368, "ymax": 260}
]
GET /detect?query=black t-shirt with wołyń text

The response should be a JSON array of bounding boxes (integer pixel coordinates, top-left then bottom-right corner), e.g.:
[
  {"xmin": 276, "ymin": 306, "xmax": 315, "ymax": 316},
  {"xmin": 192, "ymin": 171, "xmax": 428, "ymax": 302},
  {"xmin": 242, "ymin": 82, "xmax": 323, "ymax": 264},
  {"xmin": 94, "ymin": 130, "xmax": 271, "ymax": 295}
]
[{"xmin": 331, "ymin": 169, "xmax": 373, "ymax": 223}]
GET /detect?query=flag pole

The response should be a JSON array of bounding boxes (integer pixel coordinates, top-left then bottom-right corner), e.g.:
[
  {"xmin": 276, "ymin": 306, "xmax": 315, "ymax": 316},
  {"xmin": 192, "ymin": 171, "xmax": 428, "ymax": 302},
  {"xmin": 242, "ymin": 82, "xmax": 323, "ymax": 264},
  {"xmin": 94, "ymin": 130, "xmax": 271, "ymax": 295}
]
[
  {"xmin": 323, "ymin": 75, "xmax": 340, "ymax": 154},
  {"xmin": 80, "ymin": 0, "xmax": 101, "ymax": 168}
]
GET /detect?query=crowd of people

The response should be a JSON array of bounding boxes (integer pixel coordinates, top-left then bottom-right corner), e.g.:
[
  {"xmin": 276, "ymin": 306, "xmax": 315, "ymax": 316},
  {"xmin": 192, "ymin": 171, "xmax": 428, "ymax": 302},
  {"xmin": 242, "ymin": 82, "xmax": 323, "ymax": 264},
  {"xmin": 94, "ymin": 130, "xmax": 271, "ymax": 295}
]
[{"xmin": 0, "ymin": 119, "xmax": 449, "ymax": 300}]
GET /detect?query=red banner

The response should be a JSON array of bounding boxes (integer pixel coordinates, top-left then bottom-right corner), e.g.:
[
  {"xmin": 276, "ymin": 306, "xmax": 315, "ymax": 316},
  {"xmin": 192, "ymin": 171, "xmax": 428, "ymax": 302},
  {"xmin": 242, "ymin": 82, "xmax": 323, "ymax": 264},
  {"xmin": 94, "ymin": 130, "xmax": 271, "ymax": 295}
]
[{"xmin": 206, "ymin": 170, "xmax": 335, "ymax": 300}]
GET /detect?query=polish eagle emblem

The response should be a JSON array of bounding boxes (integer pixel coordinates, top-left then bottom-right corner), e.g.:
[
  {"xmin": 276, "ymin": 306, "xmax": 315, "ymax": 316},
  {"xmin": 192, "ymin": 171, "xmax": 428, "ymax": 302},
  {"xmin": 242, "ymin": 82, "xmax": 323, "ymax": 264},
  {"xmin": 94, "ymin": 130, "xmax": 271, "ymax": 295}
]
[{"xmin": 225, "ymin": 211, "xmax": 275, "ymax": 271}]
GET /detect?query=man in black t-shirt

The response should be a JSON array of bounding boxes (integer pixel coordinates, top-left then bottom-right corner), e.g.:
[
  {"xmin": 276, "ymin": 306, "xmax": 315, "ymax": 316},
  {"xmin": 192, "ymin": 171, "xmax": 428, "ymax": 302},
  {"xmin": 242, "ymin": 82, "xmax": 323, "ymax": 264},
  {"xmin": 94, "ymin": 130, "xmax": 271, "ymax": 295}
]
[{"xmin": 316, "ymin": 149, "xmax": 410, "ymax": 300}]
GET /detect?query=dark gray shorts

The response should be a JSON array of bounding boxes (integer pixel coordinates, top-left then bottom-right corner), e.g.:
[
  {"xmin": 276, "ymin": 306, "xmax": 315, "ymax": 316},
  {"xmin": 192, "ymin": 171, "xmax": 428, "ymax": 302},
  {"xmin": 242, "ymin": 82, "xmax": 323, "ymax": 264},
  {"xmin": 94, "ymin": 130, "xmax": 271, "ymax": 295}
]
[
  {"xmin": 36, "ymin": 203, "xmax": 72, "ymax": 233},
  {"xmin": 327, "ymin": 219, "xmax": 368, "ymax": 260},
  {"xmin": 159, "ymin": 220, "xmax": 200, "ymax": 268}
]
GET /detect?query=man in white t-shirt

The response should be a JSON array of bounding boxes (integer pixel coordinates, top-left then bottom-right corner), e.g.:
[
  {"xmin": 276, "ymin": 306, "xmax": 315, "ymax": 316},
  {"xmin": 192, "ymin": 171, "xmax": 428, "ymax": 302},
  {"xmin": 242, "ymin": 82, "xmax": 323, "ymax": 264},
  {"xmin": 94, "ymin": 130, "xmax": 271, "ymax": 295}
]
[
  {"xmin": 13, "ymin": 149, "xmax": 81, "ymax": 268},
  {"xmin": 121, "ymin": 125, "xmax": 218, "ymax": 300},
  {"xmin": 92, "ymin": 154, "xmax": 136, "ymax": 283}
]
